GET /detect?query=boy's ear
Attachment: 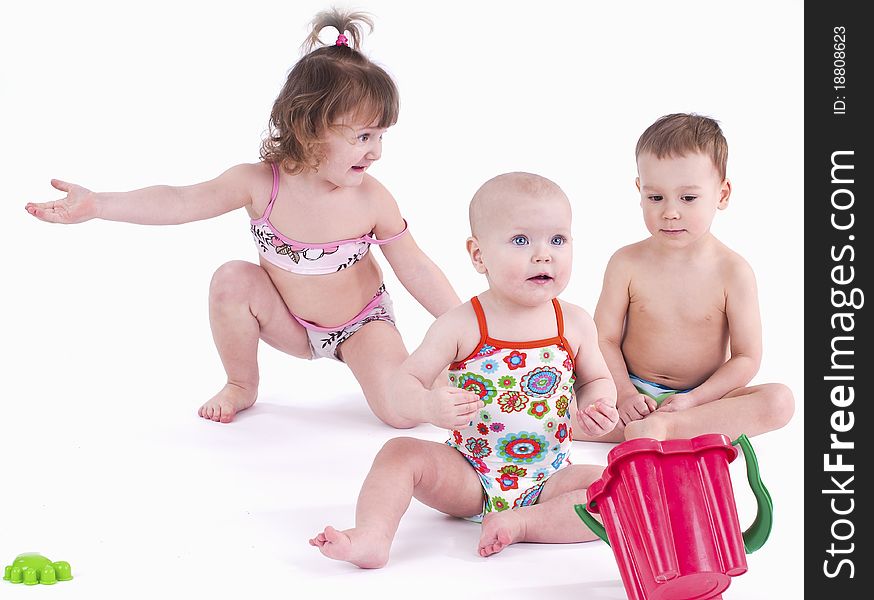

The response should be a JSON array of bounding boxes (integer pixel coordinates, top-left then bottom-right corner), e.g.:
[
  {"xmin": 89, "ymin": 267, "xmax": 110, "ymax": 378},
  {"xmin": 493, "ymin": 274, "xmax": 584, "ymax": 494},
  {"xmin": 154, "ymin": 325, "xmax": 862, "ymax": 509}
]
[
  {"xmin": 717, "ymin": 178, "xmax": 732, "ymax": 210},
  {"xmin": 467, "ymin": 236, "xmax": 487, "ymax": 274}
]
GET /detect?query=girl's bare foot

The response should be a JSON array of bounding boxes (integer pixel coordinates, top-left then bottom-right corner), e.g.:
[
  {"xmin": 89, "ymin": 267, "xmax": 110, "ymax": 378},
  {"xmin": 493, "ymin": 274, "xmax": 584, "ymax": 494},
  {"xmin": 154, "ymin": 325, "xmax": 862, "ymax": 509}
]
[
  {"xmin": 478, "ymin": 510, "xmax": 527, "ymax": 557},
  {"xmin": 198, "ymin": 383, "xmax": 257, "ymax": 423},
  {"xmin": 309, "ymin": 526, "xmax": 391, "ymax": 569}
]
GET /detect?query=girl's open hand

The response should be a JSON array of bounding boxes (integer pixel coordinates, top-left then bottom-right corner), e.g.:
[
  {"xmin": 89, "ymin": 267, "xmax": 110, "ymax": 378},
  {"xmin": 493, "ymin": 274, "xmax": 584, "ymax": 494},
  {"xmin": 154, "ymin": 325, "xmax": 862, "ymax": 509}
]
[
  {"xmin": 426, "ymin": 387, "xmax": 484, "ymax": 429},
  {"xmin": 25, "ymin": 179, "xmax": 98, "ymax": 224}
]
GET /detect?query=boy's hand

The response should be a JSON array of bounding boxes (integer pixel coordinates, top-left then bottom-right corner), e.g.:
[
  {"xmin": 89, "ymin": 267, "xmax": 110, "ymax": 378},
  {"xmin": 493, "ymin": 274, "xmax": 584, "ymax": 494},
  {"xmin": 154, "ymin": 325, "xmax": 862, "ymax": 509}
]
[
  {"xmin": 25, "ymin": 179, "xmax": 98, "ymax": 224},
  {"xmin": 577, "ymin": 399, "xmax": 619, "ymax": 437},
  {"xmin": 425, "ymin": 387, "xmax": 484, "ymax": 429},
  {"xmin": 617, "ymin": 392, "xmax": 658, "ymax": 425},
  {"xmin": 657, "ymin": 392, "xmax": 697, "ymax": 413}
]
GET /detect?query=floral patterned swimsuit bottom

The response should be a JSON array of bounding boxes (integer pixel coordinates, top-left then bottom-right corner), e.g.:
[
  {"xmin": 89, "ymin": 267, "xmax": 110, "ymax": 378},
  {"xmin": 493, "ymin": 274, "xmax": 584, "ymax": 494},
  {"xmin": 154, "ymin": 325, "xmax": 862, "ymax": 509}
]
[{"xmin": 447, "ymin": 296, "xmax": 576, "ymax": 523}]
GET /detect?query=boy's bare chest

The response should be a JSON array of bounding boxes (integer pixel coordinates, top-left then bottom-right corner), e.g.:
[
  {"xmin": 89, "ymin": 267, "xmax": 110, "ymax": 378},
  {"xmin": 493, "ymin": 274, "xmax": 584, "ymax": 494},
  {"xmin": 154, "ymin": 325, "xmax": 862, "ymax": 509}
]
[{"xmin": 628, "ymin": 267, "xmax": 727, "ymax": 326}]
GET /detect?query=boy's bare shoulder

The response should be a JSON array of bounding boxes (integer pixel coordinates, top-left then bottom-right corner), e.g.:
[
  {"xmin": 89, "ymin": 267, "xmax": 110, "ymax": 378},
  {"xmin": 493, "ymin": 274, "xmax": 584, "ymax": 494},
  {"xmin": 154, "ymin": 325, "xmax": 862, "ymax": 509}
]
[
  {"xmin": 713, "ymin": 241, "xmax": 757, "ymax": 287},
  {"xmin": 606, "ymin": 240, "xmax": 651, "ymax": 274}
]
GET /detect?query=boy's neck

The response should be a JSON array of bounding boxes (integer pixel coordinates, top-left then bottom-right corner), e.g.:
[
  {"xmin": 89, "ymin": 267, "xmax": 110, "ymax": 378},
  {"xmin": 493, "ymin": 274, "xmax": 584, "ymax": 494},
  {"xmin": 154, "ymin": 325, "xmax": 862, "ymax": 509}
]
[{"xmin": 645, "ymin": 231, "xmax": 721, "ymax": 259}]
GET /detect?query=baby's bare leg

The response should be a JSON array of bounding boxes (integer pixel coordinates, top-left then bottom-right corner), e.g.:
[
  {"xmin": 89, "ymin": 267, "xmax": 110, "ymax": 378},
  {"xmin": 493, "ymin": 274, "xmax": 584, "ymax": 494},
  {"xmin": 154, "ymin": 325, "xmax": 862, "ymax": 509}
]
[
  {"xmin": 624, "ymin": 383, "xmax": 795, "ymax": 441},
  {"xmin": 200, "ymin": 261, "xmax": 311, "ymax": 423},
  {"xmin": 309, "ymin": 437, "xmax": 483, "ymax": 568},
  {"xmin": 478, "ymin": 464, "xmax": 604, "ymax": 557}
]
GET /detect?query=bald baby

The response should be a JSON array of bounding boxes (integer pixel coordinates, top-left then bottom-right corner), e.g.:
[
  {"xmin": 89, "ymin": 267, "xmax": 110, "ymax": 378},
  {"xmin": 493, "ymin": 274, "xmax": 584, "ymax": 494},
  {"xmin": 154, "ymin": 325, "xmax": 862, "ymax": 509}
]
[{"xmin": 468, "ymin": 172, "xmax": 571, "ymax": 238}]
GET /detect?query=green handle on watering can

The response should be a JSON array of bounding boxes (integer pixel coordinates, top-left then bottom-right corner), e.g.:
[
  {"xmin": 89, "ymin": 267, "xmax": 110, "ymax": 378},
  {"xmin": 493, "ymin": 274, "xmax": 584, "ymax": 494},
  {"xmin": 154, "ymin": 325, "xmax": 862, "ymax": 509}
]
[
  {"xmin": 732, "ymin": 434, "xmax": 773, "ymax": 553},
  {"xmin": 574, "ymin": 434, "xmax": 773, "ymax": 552},
  {"xmin": 574, "ymin": 502, "xmax": 610, "ymax": 545}
]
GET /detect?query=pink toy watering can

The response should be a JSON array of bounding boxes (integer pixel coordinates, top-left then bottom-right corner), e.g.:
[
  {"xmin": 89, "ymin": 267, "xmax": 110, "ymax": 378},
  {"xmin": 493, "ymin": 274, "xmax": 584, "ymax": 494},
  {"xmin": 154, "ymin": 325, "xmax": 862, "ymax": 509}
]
[{"xmin": 575, "ymin": 434, "xmax": 772, "ymax": 600}]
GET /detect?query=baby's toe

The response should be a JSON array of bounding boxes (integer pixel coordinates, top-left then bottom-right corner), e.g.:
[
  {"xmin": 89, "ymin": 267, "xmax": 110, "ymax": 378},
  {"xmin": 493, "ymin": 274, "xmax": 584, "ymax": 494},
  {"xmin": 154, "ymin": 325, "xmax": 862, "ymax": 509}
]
[{"xmin": 219, "ymin": 407, "xmax": 234, "ymax": 423}]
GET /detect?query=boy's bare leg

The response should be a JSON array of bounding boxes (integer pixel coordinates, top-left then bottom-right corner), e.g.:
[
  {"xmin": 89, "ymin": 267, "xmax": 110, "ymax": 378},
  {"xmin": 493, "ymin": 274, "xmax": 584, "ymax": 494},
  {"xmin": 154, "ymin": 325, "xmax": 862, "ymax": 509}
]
[
  {"xmin": 200, "ymin": 261, "xmax": 311, "ymax": 423},
  {"xmin": 478, "ymin": 464, "xmax": 604, "ymax": 557},
  {"xmin": 309, "ymin": 437, "xmax": 484, "ymax": 568},
  {"xmin": 624, "ymin": 383, "xmax": 795, "ymax": 441}
]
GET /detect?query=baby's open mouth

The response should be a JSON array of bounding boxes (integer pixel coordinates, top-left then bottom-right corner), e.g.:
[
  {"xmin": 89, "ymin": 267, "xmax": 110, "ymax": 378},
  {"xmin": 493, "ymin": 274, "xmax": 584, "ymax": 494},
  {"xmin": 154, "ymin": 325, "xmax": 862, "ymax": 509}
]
[{"xmin": 529, "ymin": 275, "xmax": 553, "ymax": 281}]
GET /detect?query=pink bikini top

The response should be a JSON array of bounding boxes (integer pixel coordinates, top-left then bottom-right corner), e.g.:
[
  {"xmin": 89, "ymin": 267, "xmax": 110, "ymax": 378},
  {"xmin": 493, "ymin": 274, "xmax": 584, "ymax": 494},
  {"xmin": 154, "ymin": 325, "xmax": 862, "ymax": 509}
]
[{"xmin": 251, "ymin": 163, "xmax": 408, "ymax": 275}]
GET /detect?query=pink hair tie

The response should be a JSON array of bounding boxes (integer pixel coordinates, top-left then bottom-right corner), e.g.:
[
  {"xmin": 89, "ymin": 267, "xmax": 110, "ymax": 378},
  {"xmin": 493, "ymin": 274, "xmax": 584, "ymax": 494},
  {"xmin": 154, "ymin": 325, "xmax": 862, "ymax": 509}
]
[{"xmin": 336, "ymin": 34, "xmax": 349, "ymax": 46}]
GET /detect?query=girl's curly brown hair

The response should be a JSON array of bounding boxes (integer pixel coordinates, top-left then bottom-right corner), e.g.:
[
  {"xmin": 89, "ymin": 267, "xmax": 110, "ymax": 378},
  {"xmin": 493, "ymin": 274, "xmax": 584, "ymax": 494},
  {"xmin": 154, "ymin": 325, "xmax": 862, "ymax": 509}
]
[{"xmin": 260, "ymin": 8, "xmax": 399, "ymax": 174}]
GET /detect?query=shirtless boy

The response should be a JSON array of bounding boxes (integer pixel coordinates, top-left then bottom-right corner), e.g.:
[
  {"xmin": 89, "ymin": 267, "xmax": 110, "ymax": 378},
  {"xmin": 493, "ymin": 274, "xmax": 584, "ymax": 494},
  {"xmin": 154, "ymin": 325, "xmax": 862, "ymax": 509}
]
[{"xmin": 583, "ymin": 113, "xmax": 794, "ymax": 442}]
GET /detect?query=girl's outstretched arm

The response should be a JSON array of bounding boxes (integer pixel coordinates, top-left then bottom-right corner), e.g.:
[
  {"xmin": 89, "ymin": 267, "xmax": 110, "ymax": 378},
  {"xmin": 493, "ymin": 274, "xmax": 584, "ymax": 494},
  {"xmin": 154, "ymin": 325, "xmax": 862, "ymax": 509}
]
[{"xmin": 25, "ymin": 163, "xmax": 259, "ymax": 225}]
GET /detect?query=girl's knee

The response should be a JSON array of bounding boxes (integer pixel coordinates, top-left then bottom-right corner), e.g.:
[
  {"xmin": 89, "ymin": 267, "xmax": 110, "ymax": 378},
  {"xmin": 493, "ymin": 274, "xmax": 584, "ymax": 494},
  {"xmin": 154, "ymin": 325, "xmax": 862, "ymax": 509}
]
[{"xmin": 209, "ymin": 261, "xmax": 263, "ymax": 302}]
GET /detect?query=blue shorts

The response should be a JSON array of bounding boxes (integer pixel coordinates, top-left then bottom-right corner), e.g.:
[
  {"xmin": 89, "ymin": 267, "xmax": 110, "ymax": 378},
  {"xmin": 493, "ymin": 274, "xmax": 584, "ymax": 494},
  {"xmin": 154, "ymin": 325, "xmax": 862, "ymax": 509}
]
[{"xmin": 629, "ymin": 373, "xmax": 692, "ymax": 405}]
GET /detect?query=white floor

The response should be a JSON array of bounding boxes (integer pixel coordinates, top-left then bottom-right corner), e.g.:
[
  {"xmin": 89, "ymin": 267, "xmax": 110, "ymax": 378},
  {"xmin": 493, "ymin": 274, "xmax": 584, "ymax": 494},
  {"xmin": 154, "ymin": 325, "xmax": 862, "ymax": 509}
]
[{"xmin": 1, "ymin": 338, "xmax": 802, "ymax": 600}]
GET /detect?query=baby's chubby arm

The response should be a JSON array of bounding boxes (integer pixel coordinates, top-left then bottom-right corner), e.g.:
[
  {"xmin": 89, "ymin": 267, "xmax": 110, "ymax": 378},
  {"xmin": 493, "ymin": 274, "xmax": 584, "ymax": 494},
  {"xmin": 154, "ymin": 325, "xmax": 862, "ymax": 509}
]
[
  {"xmin": 25, "ymin": 163, "xmax": 258, "ymax": 225},
  {"xmin": 594, "ymin": 250, "xmax": 657, "ymax": 424},
  {"xmin": 563, "ymin": 302, "xmax": 618, "ymax": 439},
  {"xmin": 370, "ymin": 179, "xmax": 461, "ymax": 317},
  {"xmin": 392, "ymin": 305, "xmax": 484, "ymax": 429},
  {"xmin": 660, "ymin": 257, "xmax": 762, "ymax": 411}
]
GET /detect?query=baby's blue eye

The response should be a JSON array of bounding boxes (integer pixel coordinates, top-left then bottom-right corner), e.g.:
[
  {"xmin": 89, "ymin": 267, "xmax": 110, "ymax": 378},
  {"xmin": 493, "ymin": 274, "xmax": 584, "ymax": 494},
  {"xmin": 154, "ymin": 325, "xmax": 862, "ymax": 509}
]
[
  {"xmin": 358, "ymin": 134, "xmax": 370, "ymax": 143},
  {"xmin": 512, "ymin": 235, "xmax": 529, "ymax": 246},
  {"xmin": 681, "ymin": 195, "xmax": 697, "ymax": 202},
  {"xmin": 649, "ymin": 195, "xmax": 663, "ymax": 202},
  {"xmin": 551, "ymin": 235, "xmax": 566, "ymax": 246}
]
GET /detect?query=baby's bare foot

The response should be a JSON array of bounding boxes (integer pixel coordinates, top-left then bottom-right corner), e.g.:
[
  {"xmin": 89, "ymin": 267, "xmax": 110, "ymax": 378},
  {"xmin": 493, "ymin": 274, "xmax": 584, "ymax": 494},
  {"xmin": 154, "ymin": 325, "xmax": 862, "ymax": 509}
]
[
  {"xmin": 308, "ymin": 526, "xmax": 391, "ymax": 569},
  {"xmin": 478, "ymin": 510, "xmax": 527, "ymax": 557},
  {"xmin": 198, "ymin": 383, "xmax": 256, "ymax": 423}
]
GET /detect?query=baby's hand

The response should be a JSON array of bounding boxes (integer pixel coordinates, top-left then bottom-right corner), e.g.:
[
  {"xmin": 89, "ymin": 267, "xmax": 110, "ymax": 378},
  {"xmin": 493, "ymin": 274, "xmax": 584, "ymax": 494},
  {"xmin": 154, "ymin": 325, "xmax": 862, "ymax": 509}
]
[
  {"xmin": 617, "ymin": 392, "xmax": 657, "ymax": 425},
  {"xmin": 426, "ymin": 387, "xmax": 484, "ymax": 429},
  {"xmin": 25, "ymin": 179, "xmax": 98, "ymax": 224},
  {"xmin": 657, "ymin": 392, "xmax": 697, "ymax": 413},
  {"xmin": 577, "ymin": 399, "xmax": 619, "ymax": 437}
]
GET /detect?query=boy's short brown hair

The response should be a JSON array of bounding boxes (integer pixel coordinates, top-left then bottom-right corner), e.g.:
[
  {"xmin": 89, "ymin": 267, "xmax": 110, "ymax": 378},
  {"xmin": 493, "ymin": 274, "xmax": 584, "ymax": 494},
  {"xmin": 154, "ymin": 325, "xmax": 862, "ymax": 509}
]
[{"xmin": 635, "ymin": 113, "xmax": 728, "ymax": 180}]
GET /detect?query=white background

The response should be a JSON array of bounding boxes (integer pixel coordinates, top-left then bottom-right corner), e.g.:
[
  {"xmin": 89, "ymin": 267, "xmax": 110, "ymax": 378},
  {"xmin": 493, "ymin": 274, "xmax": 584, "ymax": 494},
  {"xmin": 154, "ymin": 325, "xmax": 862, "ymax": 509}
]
[{"xmin": 2, "ymin": 1, "xmax": 803, "ymax": 598}]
